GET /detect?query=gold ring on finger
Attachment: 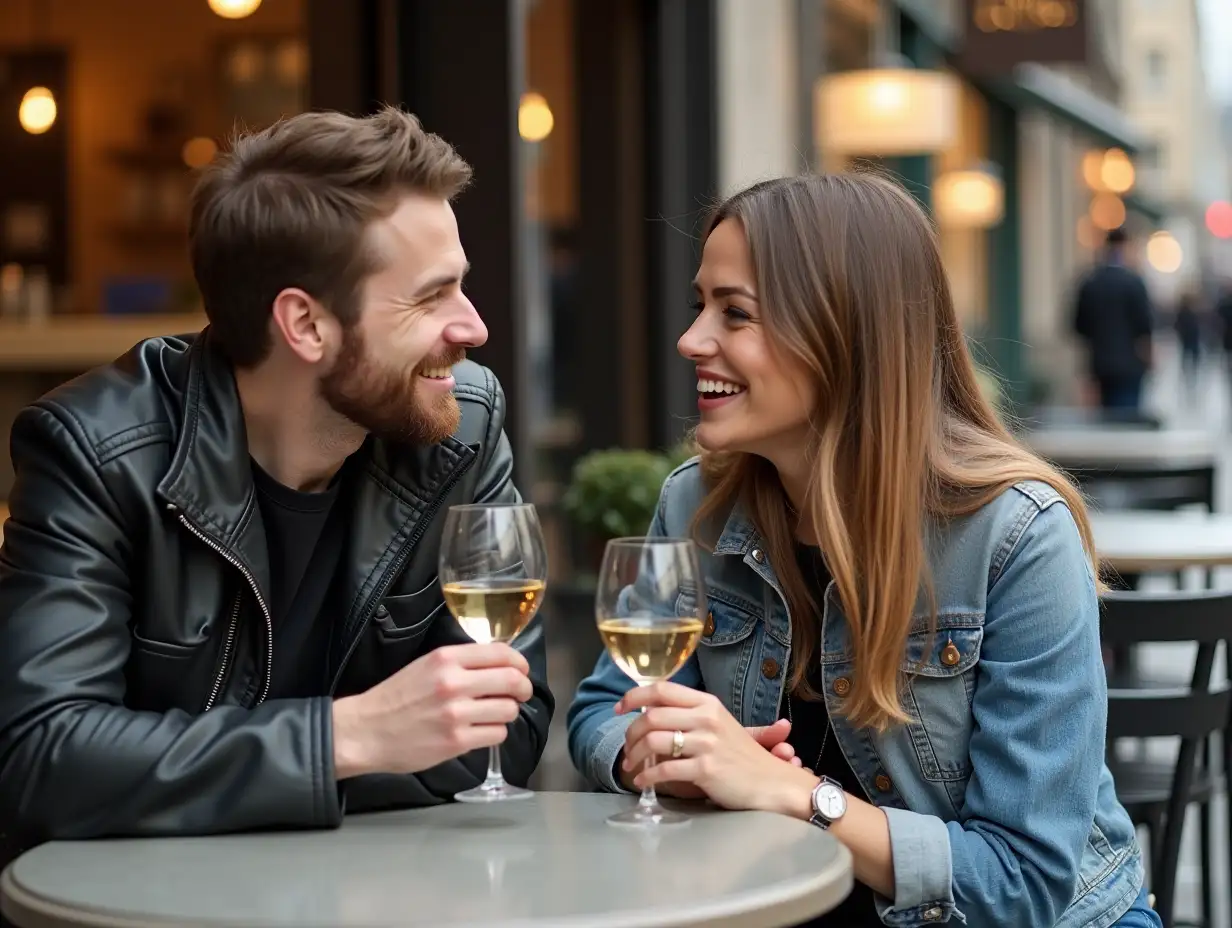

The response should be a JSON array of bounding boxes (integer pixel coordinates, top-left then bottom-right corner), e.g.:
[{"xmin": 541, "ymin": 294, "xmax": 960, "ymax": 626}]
[{"xmin": 671, "ymin": 729, "xmax": 685, "ymax": 758}]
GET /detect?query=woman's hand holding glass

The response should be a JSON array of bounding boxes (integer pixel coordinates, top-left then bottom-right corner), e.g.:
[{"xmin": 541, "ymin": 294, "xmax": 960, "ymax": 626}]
[{"xmin": 616, "ymin": 681, "xmax": 820, "ymax": 814}]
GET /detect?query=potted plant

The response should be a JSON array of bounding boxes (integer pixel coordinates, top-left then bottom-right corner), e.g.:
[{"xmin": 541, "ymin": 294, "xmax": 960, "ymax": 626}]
[{"xmin": 562, "ymin": 448, "xmax": 676, "ymax": 565}]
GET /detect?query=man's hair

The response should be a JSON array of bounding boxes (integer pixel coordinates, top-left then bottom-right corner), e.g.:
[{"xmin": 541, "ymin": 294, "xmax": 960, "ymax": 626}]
[{"xmin": 189, "ymin": 106, "xmax": 472, "ymax": 367}]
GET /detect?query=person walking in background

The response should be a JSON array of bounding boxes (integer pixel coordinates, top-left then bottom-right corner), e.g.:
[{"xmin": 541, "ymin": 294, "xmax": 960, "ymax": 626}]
[
  {"xmin": 1215, "ymin": 280, "xmax": 1232, "ymax": 419},
  {"xmin": 1072, "ymin": 227, "xmax": 1155, "ymax": 415},
  {"xmin": 1174, "ymin": 290, "xmax": 1203, "ymax": 396}
]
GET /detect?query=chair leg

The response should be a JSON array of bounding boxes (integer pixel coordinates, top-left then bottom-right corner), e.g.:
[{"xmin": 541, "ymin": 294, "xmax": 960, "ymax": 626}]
[{"xmin": 1200, "ymin": 799, "xmax": 1214, "ymax": 928}]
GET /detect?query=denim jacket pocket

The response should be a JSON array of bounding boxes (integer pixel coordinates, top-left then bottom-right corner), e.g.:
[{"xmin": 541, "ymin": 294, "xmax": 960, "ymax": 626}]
[
  {"xmin": 900, "ymin": 617, "xmax": 984, "ymax": 788},
  {"xmin": 679, "ymin": 585, "xmax": 759, "ymax": 716}
]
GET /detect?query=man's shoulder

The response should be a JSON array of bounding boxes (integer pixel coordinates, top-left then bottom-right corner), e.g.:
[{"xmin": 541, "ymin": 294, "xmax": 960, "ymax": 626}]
[
  {"xmin": 24, "ymin": 333, "xmax": 195, "ymax": 463},
  {"xmin": 449, "ymin": 359, "xmax": 505, "ymax": 445}
]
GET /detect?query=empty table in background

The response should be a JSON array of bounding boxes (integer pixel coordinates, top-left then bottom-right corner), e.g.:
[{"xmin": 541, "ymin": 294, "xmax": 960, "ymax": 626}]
[{"xmin": 1091, "ymin": 511, "xmax": 1232, "ymax": 573}]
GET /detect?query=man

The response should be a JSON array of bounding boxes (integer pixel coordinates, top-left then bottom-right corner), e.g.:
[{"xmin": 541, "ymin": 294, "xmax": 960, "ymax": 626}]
[
  {"xmin": 1072, "ymin": 226, "xmax": 1155, "ymax": 415},
  {"xmin": 0, "ymin": 107, "xmax": 552, "ymax": 846}
]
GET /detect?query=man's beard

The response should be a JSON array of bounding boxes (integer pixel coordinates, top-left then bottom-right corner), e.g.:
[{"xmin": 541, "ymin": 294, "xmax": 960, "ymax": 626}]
[{"xmin": 319, "ymin": 323, "xmax": 462, "ymax": 445}]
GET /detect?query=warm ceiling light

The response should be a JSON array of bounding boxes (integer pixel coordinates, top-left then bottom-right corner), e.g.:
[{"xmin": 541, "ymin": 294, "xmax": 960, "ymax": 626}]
[
  {"xmin": 518, "ymin": 92, "xmax": 554, "ymax": 142},
  {"xmin": 18, "ymin": 86, "xmax": 56, "ymax": 135},
  {"xmin": 1100, "ymin": 148, "xmax": 1135, "ymax": 194},
  {"xmin": 1081, "ymin": 150, "xmax": 1105, "ymax": 191},
  {"xmin": 1089, "ymin": 193, "xmax": 1126, "ymax": 231},
  {"xmin": 182, "ymin": 137, "xmax": 218, "ymax": 169},
  {"xmin": 208, "ymin": 0, "xmax": 262, "ymax": 19},
  {"xmin": 816, "ymin": 67, "xmax": 959, "ymax": 156},
  {"xmin": 933, "ymin": 164, "xmax": 1005, "ymax": 229},
  {"xmin": 1146, "ymin": 231, "xmax": 1183, "ymax": 273}
]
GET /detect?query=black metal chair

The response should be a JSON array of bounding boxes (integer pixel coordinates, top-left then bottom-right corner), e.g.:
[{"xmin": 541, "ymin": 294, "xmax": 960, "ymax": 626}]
[{"xmin": 1100, "ymin": 589, "xmax": 1232, "ymax": 928}]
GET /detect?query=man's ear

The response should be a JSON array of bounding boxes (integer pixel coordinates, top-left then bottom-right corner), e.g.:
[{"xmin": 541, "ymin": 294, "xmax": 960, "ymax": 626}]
[{"xmin": 270, "ymin": 288, "xmax": 337, "ymax": 364}]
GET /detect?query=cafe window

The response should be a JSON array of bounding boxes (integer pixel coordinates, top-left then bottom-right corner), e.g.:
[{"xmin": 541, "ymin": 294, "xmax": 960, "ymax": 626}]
[{"xmin": 0, "ymin": 0, "xmax": 308, "ymax": 323}]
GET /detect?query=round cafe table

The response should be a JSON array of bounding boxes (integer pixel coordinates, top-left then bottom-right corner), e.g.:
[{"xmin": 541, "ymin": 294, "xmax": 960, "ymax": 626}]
[
  {"xmin": 0, "ymin": 791, "xmax": 853, "ymax": 928},
  {"xmin": 1092, "ymin": 510, "xmax": 1232, "ymax": 573}
]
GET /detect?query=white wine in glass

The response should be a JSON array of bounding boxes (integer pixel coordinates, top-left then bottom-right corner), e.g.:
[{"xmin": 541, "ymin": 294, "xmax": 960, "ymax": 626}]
[
  {"xmin": 439, "ymin": 503, "xmax": 548, "ymax": 803},
  {"xmin": 595, "ymin": 536, "xmax": 705, "ymax": 828}
]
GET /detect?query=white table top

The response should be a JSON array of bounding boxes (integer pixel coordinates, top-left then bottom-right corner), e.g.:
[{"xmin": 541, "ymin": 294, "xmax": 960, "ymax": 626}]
[
  {"xmin": 1092, "ymin": 511, "xmax": 1232, "ymax": 571},
  {"xmin": 1023, "ymin": 428, "xmax": 1217, "ymax": 468},
  {"xmin": 0, "ymin": 792, "xmax": 853, "ymax": 928}
]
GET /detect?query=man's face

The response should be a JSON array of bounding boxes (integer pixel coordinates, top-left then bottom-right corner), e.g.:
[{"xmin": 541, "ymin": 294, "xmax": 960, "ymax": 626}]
[{"xmin": 320, "ymin": 193, "xmax": 487, "ymax": 445}]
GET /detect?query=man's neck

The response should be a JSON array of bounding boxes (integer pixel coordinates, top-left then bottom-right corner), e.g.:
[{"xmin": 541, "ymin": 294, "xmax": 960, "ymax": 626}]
[{"xmin": 234, "ymin": 365, "xmax": 365, "ymax": 492}]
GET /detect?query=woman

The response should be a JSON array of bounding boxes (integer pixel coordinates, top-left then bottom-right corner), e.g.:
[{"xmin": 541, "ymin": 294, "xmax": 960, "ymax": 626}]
[{"xmin": 567, "ymin": 174, "xmax": 1156, "ymax": 927}]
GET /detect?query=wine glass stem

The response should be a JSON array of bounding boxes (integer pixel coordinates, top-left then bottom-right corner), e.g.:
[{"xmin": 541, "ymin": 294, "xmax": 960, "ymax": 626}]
[
  {"xmin": 484, "ymin": 744, "xmax": 505, "ymax": 788},
  {"xmin": 638, "ymin": 706, "xmax": 660, "ymax": 810}
]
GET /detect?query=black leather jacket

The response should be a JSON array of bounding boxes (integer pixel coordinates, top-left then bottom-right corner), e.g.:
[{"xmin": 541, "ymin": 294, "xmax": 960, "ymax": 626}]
[{"xmin": 0, "ymin": 330, "xmax": 553, "ymax": 843}]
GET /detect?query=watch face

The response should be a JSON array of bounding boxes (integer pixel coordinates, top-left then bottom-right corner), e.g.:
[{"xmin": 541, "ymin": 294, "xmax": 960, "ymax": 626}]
[{"xmin": 818, "ymin": 785, "xmax": 846, "ymax": 819}]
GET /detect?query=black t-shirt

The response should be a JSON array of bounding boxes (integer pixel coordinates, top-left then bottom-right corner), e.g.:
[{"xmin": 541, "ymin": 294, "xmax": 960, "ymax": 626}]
[
  {"xmin": 782, "ymin": 544, "xmax": 882, "ymax": 928},
  {"xmin": 251, "ymin": 457, "xmax": 354, "ymax": 699}
]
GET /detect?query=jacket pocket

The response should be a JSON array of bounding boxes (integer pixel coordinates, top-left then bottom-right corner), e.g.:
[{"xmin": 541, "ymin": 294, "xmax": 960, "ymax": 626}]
[
  {"xmin": 900, "ymin": 617, "xmax": 984, "ymax": 784},
  {"xmin": 374, "ymin": 585, "xmax": 446, "ymax": 644},
  {"xmin": 680, "ymin": 585, "xmax": 759, "ymax": 714},
  {"xmin": 127, "ymin": 633, "xmax": 213, "ymax": 713}
]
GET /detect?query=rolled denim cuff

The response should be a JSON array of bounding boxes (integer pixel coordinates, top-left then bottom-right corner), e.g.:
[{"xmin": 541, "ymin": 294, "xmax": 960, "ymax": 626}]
[
  {"xmin": 588, "ymin": 713, "xmax": 638, "ymax": 794},
  {"xmin": 874, "ymin": 806, "xmax": 965, "ymax": 926}
]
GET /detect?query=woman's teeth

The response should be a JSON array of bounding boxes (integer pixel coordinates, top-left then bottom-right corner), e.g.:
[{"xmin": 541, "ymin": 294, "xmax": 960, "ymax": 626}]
[{"xmin": 696, "ymin": 378, "xmax": 745, "ymax": 395}]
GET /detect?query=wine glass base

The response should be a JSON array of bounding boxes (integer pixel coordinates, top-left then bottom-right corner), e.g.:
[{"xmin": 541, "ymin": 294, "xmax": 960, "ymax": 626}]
[
  {"xmin": 454, "ymin": 783, "xmax": 535, "ymax": 803},
  {"xmin": 606, "ymin": 805, "xmax": 691, "ymax": 828}
]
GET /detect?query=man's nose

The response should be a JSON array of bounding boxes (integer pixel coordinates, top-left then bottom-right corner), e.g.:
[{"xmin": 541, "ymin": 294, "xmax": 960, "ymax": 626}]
[{"xmin": 446, "ymin": 296, "xmax": 488, "ymax": 348}]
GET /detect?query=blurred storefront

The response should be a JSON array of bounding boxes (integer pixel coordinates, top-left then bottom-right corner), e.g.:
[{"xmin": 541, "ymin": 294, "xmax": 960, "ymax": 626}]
[
  {"xmin": 731, "ymin": 0, "xmax": 1151, "ymax": 411},
  {"xmin": 0, "ymin": 0, "xmax": 723, "ymax": 589}
]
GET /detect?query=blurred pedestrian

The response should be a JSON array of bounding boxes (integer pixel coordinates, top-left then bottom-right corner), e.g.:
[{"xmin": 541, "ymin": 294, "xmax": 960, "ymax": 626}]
[
  {"xmin": 1216, "ymin": 280, "xmax": 1232, "ymax": 415},
  {"xmin": 1173, "ymin": 290, "xmax": 1202, "ymax": 395},
  {"xmin": 1072, "ymin": 227, "xmax": 1155, "ymax": 415}
]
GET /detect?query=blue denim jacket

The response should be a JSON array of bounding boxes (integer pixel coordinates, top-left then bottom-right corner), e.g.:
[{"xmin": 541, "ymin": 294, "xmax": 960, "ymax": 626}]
[{"xmin": 568, "ymin": 459, "xmax": 1144, "ymax": 928}]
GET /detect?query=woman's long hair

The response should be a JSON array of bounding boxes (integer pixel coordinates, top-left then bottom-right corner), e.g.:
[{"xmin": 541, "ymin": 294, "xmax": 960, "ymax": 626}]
[{"xmin": 691, "ymin": 173, "xmax": 1098, "ymax": 731}]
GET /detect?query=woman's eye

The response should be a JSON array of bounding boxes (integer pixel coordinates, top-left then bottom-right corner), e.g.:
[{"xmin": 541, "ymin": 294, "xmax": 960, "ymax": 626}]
[{"xmin": 723, "ymin": 307, "xmax": 751, "ymax": 322}]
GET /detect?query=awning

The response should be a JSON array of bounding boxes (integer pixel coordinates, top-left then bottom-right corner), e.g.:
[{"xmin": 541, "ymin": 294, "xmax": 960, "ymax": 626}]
[{"xmin": 991, "ymin": 63, "xmax": 1146, "ymax": 155}]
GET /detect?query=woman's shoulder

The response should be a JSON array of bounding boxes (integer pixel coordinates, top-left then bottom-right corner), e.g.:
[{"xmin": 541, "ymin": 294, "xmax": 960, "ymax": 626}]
[
  {"xmin": 656, "ymin": 456, "xmax": 707, "ymax": 535},
  {"xmin": 927, "ymin": 480, "xmax": 1087, "ymax": 598}
]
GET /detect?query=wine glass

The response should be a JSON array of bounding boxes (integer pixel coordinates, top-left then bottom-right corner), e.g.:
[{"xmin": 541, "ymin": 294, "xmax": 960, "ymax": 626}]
[
  {"xmin": 595, "ymin": 536, "xmax": 705, "ymax": 828},
  {"xmin": 439, "ymin": 502, "xmax": 548, "ymax": 803}
]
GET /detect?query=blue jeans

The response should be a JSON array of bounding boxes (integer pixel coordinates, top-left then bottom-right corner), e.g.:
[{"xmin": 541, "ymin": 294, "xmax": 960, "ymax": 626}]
[{"xmin": 1112, "ymin": 888, "xmax": 1163, "ymax": 927}]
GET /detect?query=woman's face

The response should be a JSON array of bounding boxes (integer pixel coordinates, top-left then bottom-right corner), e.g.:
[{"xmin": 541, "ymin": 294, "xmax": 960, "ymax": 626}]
[{"xmin": 677, "ymin": 219, "xmax": 816, "ymax": 460}]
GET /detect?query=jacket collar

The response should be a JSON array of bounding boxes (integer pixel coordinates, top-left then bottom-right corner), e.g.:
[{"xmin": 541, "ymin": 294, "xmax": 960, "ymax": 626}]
[{"xmin": 156, "ymin": 329, "xmax": 478, "ymax": 607}]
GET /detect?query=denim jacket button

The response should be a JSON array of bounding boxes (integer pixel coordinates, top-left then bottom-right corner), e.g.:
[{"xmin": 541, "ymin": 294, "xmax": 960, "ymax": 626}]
[
  {"xmin": 751, "ymin": 548, "xmax": 765, "ymax": 563},
  {"xmin": 875, "ymin": 773, "xmax": 892, "ymax": 792},
  {"xmin": 923, "ymin": 906, "xmax": 943, "ymax": 920},
  {"xmin": 704, "ymin": 611, "xmax": 715, "ymax": 637},
  {"xmin": 941, "ymin": 641, "xmax": 961, "ymax": 666},
  {"xmin": 761, "ymin": 657, "xmax": 780, "ymax": 679},
  {"xmin": 833, "ymin": 676, "xmax": 852, "ymax": 697}
]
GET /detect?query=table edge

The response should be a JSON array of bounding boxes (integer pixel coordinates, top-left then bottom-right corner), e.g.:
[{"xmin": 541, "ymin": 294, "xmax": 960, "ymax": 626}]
[{"xmin": 1, "ymin": 834, "xmax": 855, "ymax": 928}]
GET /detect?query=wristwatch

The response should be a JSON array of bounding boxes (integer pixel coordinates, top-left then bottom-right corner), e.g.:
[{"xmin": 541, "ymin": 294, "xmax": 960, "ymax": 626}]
[{"xmin": 809, "ymin": 776, "xmax": 847, "ymax": 830}]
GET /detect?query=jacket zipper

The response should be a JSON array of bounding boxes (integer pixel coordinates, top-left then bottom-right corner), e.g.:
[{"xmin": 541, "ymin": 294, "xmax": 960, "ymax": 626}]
[
  {"xmin": 203, "ymin": 591, "xmax": 243, "ymax": 711},
  {"xmin": 328, "ymin": 453, "xmax": 476, "ymax": 694},
  {"xmin": 171, "ymin": 508, "xmax": 275, "ymax": 708}
]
